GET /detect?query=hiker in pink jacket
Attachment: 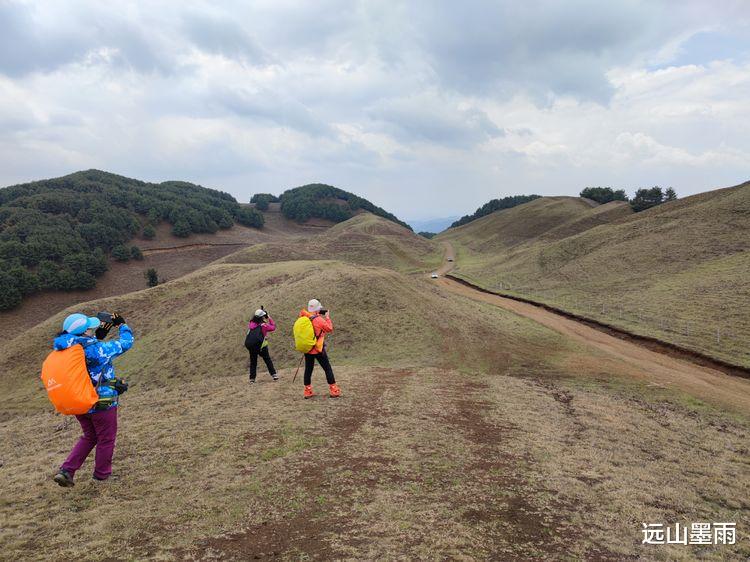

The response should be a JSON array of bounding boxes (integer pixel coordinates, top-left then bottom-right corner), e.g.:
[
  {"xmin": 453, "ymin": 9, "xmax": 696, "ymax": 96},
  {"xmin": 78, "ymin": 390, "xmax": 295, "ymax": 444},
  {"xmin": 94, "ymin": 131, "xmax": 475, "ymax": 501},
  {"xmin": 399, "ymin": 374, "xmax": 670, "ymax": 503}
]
[{"xmin": 245, "ymin": 308, "xmax": 278, "ymax": 383}]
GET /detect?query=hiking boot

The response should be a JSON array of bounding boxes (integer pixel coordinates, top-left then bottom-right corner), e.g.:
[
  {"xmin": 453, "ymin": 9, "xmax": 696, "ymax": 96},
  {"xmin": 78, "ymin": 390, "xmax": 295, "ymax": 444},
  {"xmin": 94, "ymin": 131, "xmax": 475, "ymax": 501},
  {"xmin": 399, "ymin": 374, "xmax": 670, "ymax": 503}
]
[
  {"xmin": 303, "ymin": 385, "xmax": 315, "ymax": 399},
  {"xmin": 248, "ymin": 378, "xmax": 256, "ymax": 384},
  {"xmin": 271, "ymin": 374, "xmax": 279, "ymax": 381},
  {"xmin": 92, "ymin": 475, "xmax": 109, "ymax": 483},
  {"xmin": 53, "ymin": 469, "xmax": 74, "ymax": 487},
  {"xmin": 329, "ymin": 383, "xmax": 341, "ymax": 398}
]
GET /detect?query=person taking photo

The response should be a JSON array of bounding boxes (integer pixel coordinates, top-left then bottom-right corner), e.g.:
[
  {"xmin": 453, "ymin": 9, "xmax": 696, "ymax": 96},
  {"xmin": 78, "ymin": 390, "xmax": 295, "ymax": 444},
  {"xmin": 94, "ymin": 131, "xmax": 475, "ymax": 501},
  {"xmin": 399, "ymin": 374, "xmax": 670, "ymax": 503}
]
[{"xmin": 52, "ymin": 312, "xmax": 133, "ymax": 486}]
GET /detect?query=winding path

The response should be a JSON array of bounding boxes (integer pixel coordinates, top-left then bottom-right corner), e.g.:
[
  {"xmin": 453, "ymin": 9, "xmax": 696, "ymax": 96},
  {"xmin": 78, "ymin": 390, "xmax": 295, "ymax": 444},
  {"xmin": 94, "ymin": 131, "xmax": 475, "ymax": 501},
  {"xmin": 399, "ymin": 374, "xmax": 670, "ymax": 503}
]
[{"xmin": 435, "ymin": 241, "xmax": 750, "ymax": 413}]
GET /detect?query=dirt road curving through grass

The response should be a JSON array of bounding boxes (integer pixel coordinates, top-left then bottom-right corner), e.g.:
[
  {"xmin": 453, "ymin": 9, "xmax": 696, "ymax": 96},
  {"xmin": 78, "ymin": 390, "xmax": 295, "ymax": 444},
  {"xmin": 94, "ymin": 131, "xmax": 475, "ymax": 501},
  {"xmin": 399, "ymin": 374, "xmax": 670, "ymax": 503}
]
[{"xmin": 436, "ymin": 241, "xmax": 750, "ymax": 413}]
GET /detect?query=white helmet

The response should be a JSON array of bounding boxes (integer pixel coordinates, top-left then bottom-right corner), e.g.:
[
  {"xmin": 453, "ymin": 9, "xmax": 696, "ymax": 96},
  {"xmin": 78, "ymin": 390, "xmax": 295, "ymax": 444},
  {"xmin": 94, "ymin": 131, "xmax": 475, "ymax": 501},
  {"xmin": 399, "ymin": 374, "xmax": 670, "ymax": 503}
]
[
  {"xmin": 307, "ymin": 299, "xmax": 322, "ymax": 312},
  {"xmin": 254, "ymin": 309, "xmax": 267, "ymax": 318}
]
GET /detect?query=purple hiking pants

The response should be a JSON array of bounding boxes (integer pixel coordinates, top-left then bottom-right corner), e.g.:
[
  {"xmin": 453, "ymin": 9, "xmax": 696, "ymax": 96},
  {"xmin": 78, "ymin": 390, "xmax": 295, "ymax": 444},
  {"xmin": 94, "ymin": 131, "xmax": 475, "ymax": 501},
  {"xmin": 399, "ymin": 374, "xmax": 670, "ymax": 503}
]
[{"xmin": 61, "ymin": 406, "xmax": 118, "ymax": 480}]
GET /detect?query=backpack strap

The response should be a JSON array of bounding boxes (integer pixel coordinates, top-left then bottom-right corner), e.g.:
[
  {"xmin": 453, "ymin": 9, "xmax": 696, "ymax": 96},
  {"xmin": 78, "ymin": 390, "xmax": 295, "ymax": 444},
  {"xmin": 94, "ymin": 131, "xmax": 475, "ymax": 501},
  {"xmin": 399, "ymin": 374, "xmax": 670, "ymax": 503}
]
[{"xmin": 310, "ymin": 315, "xmax": 323, "ymax": 339}]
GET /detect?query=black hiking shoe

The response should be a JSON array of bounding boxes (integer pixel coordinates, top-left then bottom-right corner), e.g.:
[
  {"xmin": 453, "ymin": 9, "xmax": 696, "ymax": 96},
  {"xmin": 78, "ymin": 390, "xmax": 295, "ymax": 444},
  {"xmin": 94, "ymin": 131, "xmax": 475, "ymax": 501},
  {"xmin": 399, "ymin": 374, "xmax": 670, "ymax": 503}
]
[
  {"xmin": 249, "ymin": 378, "xmax": 256, "ymax": 384},
  {"xmin": 271, "ymin": 374, "xmax": 279, "ymax": 381},
  {"xmin": 53, "ymin": 469, "xmax": 74, "ymax": 487}
]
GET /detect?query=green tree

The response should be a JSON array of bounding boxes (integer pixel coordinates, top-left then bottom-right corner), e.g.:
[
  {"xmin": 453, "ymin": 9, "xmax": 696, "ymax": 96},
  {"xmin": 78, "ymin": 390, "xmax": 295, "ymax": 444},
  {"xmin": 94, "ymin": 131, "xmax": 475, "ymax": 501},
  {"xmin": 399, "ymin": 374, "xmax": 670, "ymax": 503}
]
[
  {"xmin": 144, "ymin": 268, "xmax": 159, "ymax": 287},
  {"xmin": 665, "ymin": 187, "xmax": 677, "ymax": 201},
  {"xmin": 112, "ymin": 245, "xmax": 131, "ymax": 261},
  {"xmin": 142, "ymin": 224, "xmax": 156, "ymax": 239},
  {"xmin": 580, "ymin": 187, "xmax": 628, "ymax": 204},
  {"xmin": 0, "ymin": 272, "xmax": 22, "ymax": 310},
  {"xmin": 630, "ymin": 187, "xmax": 665, "ymax": 212},
  {"xmin": 172, "ymin": 219, "xmax": 192, "ymax": 237},
  {"xmin": 8, "ymin": 265, "xmax": 39, "ymax": 295},
  {"xmin": 234, "ymin": 207, "xmax": 264, "ymax": 228},
  {"xmin": 131, "ymin": 246, "xmax": 144, "ymax": 260}
]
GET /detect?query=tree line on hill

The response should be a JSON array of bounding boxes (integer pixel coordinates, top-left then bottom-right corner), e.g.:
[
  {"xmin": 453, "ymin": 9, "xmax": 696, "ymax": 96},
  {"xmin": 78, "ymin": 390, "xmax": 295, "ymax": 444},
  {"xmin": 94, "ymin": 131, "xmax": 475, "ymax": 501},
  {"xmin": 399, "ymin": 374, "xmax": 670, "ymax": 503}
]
[
  {"xmin": 450, "ymin": 195, "xmax": 542, "ymax": 228},
  {"xmin": 0, "ymin": 170, "xmax": 264, "ymax": 310},
  {"xmin": 250, "ymin": 193, "xmax": 280, "ymax": 211},
  {"xmin": 251, "ymin": 184, "xmax": 411, "ymax": 229},
  {"xmin": 580, "ymin": 186, "xmax": 677, "ymax": 211}
]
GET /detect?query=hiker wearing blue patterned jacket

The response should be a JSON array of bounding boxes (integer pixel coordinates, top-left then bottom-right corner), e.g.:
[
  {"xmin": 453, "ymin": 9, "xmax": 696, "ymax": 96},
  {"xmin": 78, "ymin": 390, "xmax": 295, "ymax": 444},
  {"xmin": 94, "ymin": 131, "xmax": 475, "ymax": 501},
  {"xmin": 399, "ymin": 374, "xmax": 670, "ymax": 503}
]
[{"xmin": 53, "ymin": 312, "xmax": 134, "ymax": 487}]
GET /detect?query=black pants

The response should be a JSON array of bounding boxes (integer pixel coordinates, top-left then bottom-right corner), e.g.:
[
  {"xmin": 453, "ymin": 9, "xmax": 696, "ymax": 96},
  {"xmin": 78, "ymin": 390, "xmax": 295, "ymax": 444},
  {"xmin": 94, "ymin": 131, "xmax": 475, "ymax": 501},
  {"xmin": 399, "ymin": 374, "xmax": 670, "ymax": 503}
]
[
  {"xmin": 249, "ymin": 347, "xmax": 276, "ymax": 380},
  {"xmin": 303, "ymin": 352, "xmax": 335, "ymax": 386}
]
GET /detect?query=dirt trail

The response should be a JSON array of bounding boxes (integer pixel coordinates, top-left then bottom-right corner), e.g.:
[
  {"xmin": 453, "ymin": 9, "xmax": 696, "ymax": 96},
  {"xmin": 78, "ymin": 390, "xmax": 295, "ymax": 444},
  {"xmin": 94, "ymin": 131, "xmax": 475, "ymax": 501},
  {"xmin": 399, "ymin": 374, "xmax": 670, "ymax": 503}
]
[{"xmin": 436, "ymin": 241, "xmax": 750, "ymax": 413}]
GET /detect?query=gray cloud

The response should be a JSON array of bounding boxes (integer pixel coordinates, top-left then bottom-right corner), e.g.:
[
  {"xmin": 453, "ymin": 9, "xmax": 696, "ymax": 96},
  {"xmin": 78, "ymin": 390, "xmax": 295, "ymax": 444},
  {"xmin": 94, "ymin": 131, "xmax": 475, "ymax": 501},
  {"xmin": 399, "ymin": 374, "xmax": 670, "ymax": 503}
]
[
  {"xmin": 183, "ymin": 13, "xmax": 270, "ymax": 65},
  {"xmin": 215, "ymin": 87, "xmax": 332, "ymax": 138},
  {"xmin": 1, "ymin": 1, "xmax": 749, "ymax": 218},
  {"xmin": 368, "ymin": 98, "xmax": 504, "ymax": 147}
]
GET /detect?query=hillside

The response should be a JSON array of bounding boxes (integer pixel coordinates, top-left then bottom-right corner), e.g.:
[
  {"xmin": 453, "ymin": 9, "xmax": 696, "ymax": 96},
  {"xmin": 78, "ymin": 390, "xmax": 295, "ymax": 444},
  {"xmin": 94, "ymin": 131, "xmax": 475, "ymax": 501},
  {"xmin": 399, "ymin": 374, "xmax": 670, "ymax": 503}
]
[
  {"xmin": 2, "ymin": 249, "xmax": 750, "ymax": 559},
  {"xmin": 0, "ymin": 170, "xmax": 263, "ymax": 310},
  {"xmin": 441, "ymin": 184, "xmax": 750, "ymax": 368},
  {"xmin": 221, "ymin": 213, "xmax": 442, "ymax": 273},
  {"xmin": 0, "ymin": 203, "xmax": 330, "ymax": 340},
  {"xmin": 278, "ymin": 183, "xmax": 411, "ymax": 229}
]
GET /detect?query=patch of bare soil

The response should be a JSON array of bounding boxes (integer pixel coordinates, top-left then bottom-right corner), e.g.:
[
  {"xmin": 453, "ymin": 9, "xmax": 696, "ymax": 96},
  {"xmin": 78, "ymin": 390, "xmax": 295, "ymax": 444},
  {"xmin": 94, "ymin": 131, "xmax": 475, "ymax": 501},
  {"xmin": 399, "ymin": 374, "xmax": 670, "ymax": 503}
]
[{"xmin": 190, "ymin": 371, "xmax": 410, "ymax": 560}]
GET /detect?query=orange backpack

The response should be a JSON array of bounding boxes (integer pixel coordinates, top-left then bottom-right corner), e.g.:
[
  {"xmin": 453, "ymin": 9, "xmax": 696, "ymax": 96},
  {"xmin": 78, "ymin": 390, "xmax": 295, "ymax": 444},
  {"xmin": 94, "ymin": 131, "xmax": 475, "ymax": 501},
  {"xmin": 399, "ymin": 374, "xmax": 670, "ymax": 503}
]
[{"xmin": 40, "ymin": 344, "xmax": 98, "ymax": 415}]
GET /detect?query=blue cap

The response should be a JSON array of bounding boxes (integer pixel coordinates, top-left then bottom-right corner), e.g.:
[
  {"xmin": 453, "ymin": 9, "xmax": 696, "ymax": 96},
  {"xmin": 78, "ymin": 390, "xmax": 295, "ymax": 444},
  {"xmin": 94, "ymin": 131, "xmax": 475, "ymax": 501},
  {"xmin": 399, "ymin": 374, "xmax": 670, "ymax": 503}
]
[{"xmin": 63, "ymin": 313, "xmax": 101, "ymax": 335}]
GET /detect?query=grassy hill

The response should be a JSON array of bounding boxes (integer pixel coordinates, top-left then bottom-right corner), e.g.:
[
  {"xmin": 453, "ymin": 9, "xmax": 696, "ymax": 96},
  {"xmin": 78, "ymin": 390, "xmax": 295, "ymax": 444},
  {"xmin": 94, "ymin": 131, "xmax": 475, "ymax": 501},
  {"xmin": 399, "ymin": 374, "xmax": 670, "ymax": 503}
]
[
  {"xmin": 220, "ymin": 213, "xmax": 442, "ymax": 274},
  {"xmin": 3, "ymin": 256, "xmax": 750, "ymax": 559},
  {"xmin": 441, "ymin": 184, "xmax": 750, "ymax": 368},
  {"xmin": 1, "ymin": 220, "xmax": 750, "ymax": 558},
  {"xmin": 0, "ymin": 170, "xmax": 263, "ymax": 310}
]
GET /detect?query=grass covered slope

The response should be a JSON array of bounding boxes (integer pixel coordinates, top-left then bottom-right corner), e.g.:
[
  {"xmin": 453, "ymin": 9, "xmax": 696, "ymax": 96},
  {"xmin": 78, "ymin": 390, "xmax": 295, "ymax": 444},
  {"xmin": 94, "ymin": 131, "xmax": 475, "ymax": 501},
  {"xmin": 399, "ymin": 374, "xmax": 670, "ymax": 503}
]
[
  {"xmin": 441, "ymin": 196, "xmax": 631, "ymax": 253},
  {"xmin": 220, "ymin": 213, "xmax": 442, "ymax": 273},
  {"xmin": 2, "ymin": 258, "xmax": 749, "ymax": 559},
  {"xmin": 443, "ymin": 183, "xmax": 750, "ymax": 367}
]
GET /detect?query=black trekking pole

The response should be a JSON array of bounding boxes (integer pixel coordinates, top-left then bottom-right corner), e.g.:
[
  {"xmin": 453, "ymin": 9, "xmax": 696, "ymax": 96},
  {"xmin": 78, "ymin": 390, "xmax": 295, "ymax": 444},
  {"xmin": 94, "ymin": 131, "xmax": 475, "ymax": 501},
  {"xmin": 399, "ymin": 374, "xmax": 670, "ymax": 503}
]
[{"xmin": 292, "ymin": 355, "xmax": 304, "ymax": 383}]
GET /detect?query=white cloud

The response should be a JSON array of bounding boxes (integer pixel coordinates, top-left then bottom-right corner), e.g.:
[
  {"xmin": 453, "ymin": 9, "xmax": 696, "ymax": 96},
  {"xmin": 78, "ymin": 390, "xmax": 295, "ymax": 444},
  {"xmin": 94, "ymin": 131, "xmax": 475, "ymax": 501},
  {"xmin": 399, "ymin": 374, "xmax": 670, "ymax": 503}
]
[{"xmin": 0, "ymin": 0, "xmax": 749, "ymax": 217}]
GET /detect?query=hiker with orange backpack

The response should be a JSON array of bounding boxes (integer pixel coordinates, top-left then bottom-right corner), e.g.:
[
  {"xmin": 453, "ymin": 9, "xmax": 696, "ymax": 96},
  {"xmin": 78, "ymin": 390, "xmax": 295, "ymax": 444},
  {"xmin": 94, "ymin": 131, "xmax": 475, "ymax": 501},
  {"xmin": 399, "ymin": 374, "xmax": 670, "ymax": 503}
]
[
  {"xmin": 245, "ymin": 307, "xmax": 278, "ymax": 383},
  {"xmin": 49, "ymin": 312, "xmax": 133, "ymax": 486},
  {"xmin": 294, "ymin": 299, "xmax": 341, "ymax": 399}
]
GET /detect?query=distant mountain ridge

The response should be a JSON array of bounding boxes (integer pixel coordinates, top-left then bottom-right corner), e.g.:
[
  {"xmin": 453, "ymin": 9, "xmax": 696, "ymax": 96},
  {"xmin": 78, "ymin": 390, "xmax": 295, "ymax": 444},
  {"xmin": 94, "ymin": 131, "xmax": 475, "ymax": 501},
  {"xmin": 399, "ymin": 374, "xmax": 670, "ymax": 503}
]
[{"xmin": 407, "ymin": 216, "xmax": 460, "ymax": 233}]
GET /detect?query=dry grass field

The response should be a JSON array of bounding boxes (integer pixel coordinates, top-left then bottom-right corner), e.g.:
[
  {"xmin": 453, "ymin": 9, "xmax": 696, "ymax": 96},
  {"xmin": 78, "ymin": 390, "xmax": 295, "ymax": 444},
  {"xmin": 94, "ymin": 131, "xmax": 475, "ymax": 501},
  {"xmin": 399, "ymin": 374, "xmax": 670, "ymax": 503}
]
[
  {"xmin": 440, "ymin": 183, "xmax": 750, "ymax": 368},
  {"xmin": 1, "ymin": 249, "xmax": 749, "ymax": 559},
  {"xmin": 220, "ymin": 213, "xmax": 442, "ymax": 274}
]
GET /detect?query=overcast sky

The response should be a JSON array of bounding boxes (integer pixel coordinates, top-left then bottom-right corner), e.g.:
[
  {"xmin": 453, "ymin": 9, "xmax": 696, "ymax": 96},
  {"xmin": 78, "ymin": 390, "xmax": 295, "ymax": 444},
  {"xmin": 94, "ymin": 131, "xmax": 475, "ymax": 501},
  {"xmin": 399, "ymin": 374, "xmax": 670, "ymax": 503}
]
[{"xmin": 1, "ymin": 1, "xmax": 749, "ymax": 220}]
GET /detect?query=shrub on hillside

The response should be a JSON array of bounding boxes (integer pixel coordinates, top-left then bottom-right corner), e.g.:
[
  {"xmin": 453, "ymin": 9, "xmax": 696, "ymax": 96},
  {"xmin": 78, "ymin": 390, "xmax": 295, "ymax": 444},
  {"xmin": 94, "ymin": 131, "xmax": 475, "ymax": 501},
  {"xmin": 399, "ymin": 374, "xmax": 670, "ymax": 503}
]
[
  {"xmin": 234, "ymin": 207, "xmax": 265, "ymax": 228},
  {"xmin": 145, "ymin": 268, "xmax": 159, "ymax": 287},
  {"xmin": 131, "ymin": 246, "xmax": 144, "ymax": 260},
  {"xmin": 580, "ymin": 187, "xmax": 628, "ymax": 204},
  {"xmin": 172, "ymin": 219, "xmax": 192, "ymax": 237},
  {"xmin": 112, "ymin": 245, "xmax": 131, "ymax": 261},
  {"xmin": 250, "ymin": 193, "xmax": 280, "ymax": 211},
  {"xmin": 142, "ymin": 224, "xmax": 156, "ymax": 239},
  {"xmin": 451, "ymin": 195, "xmax": 541, "ymax": 228},
  {"xmin": 0, "ymin": 271, "xmax": 22, "ymax": 310}
]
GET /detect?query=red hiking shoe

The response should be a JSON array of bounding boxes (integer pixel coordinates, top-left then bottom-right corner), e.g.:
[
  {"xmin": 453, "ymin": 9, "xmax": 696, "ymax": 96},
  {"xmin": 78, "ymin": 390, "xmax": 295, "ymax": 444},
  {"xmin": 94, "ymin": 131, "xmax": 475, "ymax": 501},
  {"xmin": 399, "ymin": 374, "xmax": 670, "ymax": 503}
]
[
  {"xmin": 329, "ymin": 383, "xmax": 341, "ymax": 398},
  {"xmin": 304, "ymin": 385, "xmax": 315, "ymax": 399}
]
